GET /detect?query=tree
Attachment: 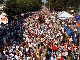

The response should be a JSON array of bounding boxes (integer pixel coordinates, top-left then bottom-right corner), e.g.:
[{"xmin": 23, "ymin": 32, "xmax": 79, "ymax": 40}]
[
  {"xmin": 46, "ymin": 0, "xmax": 80, "ymax": 12},
  {"xmin": 4, "ymin": 0, "xmax": 42, "ymax": 16},
  {"xmin": 0, "ymin": 0, "xmax": 3, "ymax": 4}
]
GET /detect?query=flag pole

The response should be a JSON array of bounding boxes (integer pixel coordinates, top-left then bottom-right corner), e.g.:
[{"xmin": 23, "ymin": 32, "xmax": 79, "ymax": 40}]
[
  {"xmin": 49, "ymin": 0, "xmax": 50, "ymax": 13},
  {"xmin": 78, "ymin": 2, "xmax": 80, "ymax": 55}
]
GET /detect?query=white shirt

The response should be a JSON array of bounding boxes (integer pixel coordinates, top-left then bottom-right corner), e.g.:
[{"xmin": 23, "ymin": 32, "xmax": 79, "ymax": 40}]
[
  {"xmin": 61, "ymin": 27, "xmax": 64, "ymax": 33},
  {"xmin": 50, "ymin": 57, "xmax": 54, "ymax": 60},
  {"xmin": 27, "ymin": 57, "xmax": 31, "ymax": 60},
  {"xmin": 29, "ymin": 43, "xmax": 33, "ymax": 47},
  {"xmin": 9, "ymin": 53, "xmax": 14, "ymax": 58},
  {"xmin": 57, "ymin": 53, "xmax": 61, "ymax": 59},
  {"xmin": 26, "ymin": 48, "xmax": 29, "ymax": 52},
  {"xmin": 25, "ymin": 35, "xmax": 29, "ymax": 42},
  {"xmin": 19, "ymin": 51, "xmax": 22, "ymax": 56},
  {"xmin": 16, "ymin": 45, "xmax": 19, "ymax": 49},
  {"xmin": 14, "ymin": 55, "xmax": 19, "ymax": 60},
  {"xmin": 9, "ymin": 49, "xmax": 13, "ymax": 53},
  {"xmin": 45, "ymin": 18, "xmax": 50, "ymax": 24},
  {"xmin": 69, "ymin": 37, "xmax": 72, "ymax": 42},
  {"xmin": 43, "ymin": 57, "xmax": 46, "ymax": 60},
  {"xmin": 65, "ymin": 51, "xmax": 68, "ymax": 56}
]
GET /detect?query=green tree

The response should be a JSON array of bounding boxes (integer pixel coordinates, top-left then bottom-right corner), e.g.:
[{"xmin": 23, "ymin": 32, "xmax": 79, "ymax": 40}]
[
  {"xmin": 46, "ymin": 0, "xmax": 80, "ymax": 12},
  {"xmin": 0, "ymin": 0, "xmax": 3, "ymax": 4},
  {"xmin": 4, "ymin": 0, "xmax": 42, "ymax": 16}
]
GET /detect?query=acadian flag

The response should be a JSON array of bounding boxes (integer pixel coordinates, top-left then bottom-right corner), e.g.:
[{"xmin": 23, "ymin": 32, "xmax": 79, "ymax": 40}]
[{"xmin": 64, "ymin": 27, "xmax": 76, "ymax": 43}]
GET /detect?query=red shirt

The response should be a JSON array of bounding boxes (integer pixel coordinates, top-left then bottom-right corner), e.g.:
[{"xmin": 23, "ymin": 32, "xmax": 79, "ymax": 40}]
[
  {"xmin": 52, "ymin": 45, "xmax": 57, "ymax": 51},
  {"xmin": 60, "ymin": 57, "xmax": 64, "ymax": 60},
  {"xmin": 70, "ymin": 46, "xmax": 73, "ymax": 51}
]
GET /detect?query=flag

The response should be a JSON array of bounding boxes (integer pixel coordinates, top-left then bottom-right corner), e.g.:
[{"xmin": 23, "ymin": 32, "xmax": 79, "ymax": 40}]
[
  {"xmin": 65, "ymin": 27, "xmax": 76, "ymax": 43},
  {"xmin": 64, "ymin": 27, "xmax": 72, "ymax": 36},
  {"xmin": 76, "ymin": 15, "xmax": 80, "ymax": 23},
  {"xmin": 76, "ymin": 15, "xmax": 80, "ymax": 28}
]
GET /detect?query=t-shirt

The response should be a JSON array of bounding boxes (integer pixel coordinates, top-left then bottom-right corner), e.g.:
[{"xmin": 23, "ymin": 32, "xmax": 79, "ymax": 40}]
[
  {"xmin": 50, "ymin": 57, "xmax": 54, "ymax": 60},
  {"xmin": 60, "ymin": 57, "xmax": 64, "ymax": 60},
  {"xmin": 43, "ymin": 57, "xmax": 46, "ymax": 60},
  {"xmin": 14, "ymin": 55, "xmax": 19, "ymax": 60},
  {"xmin": 52, "ymin": 45, "xmax": 57, "ymax": 51}
]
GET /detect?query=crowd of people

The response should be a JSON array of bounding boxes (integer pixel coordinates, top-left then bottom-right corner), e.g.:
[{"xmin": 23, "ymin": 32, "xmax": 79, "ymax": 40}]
[
  {"xmin": 0, "ymin": 19, "xmax": 25, "ymax": 56},
  {"xmin": 0, "ymin": 6, "xmax": 80, "ymax": 60}
]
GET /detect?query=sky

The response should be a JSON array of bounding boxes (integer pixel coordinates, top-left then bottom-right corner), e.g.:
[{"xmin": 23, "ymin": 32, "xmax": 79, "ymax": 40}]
[{"xmin": 42, "ymin": 0, "xmax": 47, "ymax": 3}]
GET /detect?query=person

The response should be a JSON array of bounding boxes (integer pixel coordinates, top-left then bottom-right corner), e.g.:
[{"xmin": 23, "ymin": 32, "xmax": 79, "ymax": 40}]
[
  {"xmin": 1, "ymin": 53, "xmax": 7, "ymax": 60},
  {"xmin": 60, "ymin": 56, "xmax": 64, "ymax": 60},
  {"xmin": 49, "ymin": 53, "xmax": 53, "ymax": 60},
  {"xmin": 0, "ymin": 8, "xmax": 79, "ymax": 60}
]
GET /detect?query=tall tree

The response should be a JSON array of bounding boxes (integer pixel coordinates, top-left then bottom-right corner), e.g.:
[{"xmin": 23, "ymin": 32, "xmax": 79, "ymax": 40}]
[
  {"xmin": 0, "ymin": 0, "xmax": 3, "ymax": 4},
  {"xmin": 4, "ymin": 0, "xmax": 42, "ymax": 16},
  {"xmin": 46, "ymin": 0, "xmax": 80, "ymax": 11}
]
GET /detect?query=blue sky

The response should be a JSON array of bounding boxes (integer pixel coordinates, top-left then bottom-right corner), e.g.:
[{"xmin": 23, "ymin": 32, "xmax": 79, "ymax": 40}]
[{"xmin": 42, "ymin": 0, "xmax": 47, "ymax": 3}]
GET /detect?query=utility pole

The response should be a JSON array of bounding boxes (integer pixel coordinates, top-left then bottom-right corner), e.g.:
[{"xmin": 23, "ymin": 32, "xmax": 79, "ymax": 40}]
[
  {"xmin": 78, "ymin": 30, "xmax": 80, "ymax": 60},
  {"xmin": 49, "ymin": 0, "xmax": 50, "ymax": 13},
  {"xmin": 79, "ymin": 2, "xmax": 80, "ymax": 15},
  {"xmin": 79, "ymin": 5, "xmax": 80, "ymax": 46},
  {"xmin": 78, "ymin": 30, "xmax": 80, "ymax": 46}
]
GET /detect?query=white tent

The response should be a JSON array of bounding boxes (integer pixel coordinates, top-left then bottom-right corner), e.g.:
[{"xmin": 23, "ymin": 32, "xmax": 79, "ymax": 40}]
[
  {"xmin": 57, "ymin": 11, "xmax": 64, "ymax": 17},
  {"xmin": 59, "ymin": 17, "xmax": 68, "ymax": 20},
  {"xmin": 1, "ymin": 12, "xmax": 7, "ymax": 16},
  {"xmin": 58, "ymin": 11, "xmax": 74, "ymax": 20}
]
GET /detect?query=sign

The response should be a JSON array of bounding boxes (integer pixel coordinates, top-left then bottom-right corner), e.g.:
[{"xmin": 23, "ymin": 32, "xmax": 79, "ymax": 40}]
[{"xmin": 0, "ymin": 15, "xmax": 8, "ymax": 24}]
